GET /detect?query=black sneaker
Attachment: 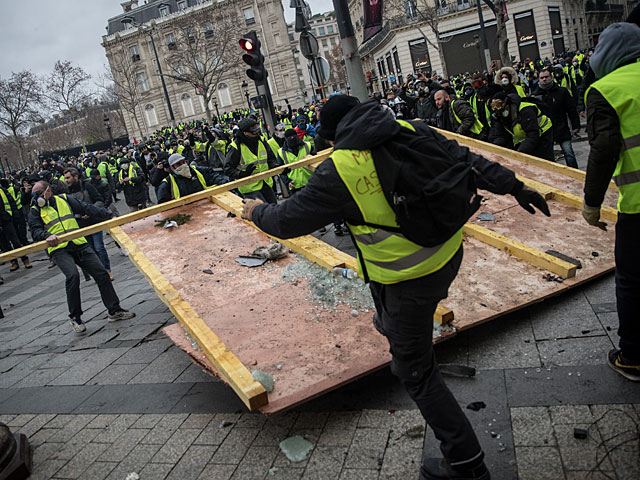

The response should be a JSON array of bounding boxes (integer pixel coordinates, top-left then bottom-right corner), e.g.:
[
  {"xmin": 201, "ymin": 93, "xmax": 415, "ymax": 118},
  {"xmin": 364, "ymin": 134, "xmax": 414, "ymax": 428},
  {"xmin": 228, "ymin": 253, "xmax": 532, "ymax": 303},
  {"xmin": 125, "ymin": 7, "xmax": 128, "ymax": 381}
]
[
  {"xmin": 69, "ymin": 317, "xmax": 87, "ymax": 334},
  {"xmin": 420, "ymin": 458, "xmax": 490, "ymax": 480},
  {"xmin": 108, "ymin": 310, "xmax": 136, "ymax": 322},
  {"xmin": 334, "ymin": 226, "xmax": 347, "ymax": 236},
  {"xmin": 607, "ymin": 349, "xmax": 640, "ymax": 382}
]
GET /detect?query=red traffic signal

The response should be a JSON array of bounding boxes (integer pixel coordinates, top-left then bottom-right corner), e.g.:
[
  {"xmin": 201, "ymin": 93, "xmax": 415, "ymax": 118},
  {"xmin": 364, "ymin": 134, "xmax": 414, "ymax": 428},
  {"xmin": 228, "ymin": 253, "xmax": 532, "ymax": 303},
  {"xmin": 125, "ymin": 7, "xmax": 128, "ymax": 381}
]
[{"xmin": 240, "ymin": 31, "xmax": 267, "ymax": 83}]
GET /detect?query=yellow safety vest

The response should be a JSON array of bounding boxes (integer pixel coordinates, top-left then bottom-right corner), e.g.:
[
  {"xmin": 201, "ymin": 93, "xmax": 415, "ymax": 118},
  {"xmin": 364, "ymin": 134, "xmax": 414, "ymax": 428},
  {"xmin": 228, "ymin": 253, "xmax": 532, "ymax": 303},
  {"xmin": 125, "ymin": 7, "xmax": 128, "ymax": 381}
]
[
  {"xmin": 0, "ymin": 189, "xmax": 12, "ymax": 216},
  {"xmin": 331, "ymin": 119, "xmax": 463, "ymax": 284},
  {"xmin": 506, "ymin": 101, "xmax": 552, "ymax": 146},
  {"xmin": 7, "ymin": 185, "xmax": 22, "ymax": 210},
  {"xmin": 515, "ymin": 84, "xmax": 526, "ymax": 98},
  {"xmin": 278, "ymin": 142, "xmax": 312, "ymax": 189},
  {"xmin": 586, "ymin": 61, "xmax": 640, "ymax": 214},
  {"xmin": 451, "ymin": 99, "xmax": 484, "ymax": 136},
  {"xmin": 34, "ymin": 194, "xmax": 88, "ymax": 254},
  {"xmin": 118, "ymin": 164, "xmax": 139, "ymax": 186},
  {"xmin": 162, "ymin": 168, "xmax": 211, "ymax": 200},
  {"xmin": 231, "ymin": 139, "xmax": 273, "ymax": 194},
  {"xmin": 267, "ymin": 137, "xmax": 281, "ymax": 158}
]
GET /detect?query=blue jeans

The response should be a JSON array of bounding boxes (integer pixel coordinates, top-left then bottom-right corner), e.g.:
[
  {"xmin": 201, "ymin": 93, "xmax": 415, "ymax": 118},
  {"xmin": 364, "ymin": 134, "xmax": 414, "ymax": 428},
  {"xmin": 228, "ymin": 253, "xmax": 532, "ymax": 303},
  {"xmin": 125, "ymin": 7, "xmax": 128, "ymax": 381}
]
[
  {"xmin": 559, "ymin": 140, "xmax": 578, "ymax": 168},
  {"xmin": 86, "ymin": 231, "xmax": 111, "ymax": 272}
]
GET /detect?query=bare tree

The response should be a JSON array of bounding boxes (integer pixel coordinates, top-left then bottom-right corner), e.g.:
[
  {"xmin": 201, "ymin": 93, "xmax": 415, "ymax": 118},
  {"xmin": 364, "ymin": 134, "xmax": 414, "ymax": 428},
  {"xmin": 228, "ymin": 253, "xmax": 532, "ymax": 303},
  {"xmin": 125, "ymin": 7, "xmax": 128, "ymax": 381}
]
[
  {"xmin": 44, "ymin": 60, "xmax": 93, "ymax": 116},
  {"xmin": 493, "ymin": 0, "xmax": 512, "ymax": 67},
  {"xmin": 163, "ymin": 9, "xmax": 243, "ymax": 122},
  {"xmin": 0, "ymin": 71, "xmax": 43, "ymax": 167}
]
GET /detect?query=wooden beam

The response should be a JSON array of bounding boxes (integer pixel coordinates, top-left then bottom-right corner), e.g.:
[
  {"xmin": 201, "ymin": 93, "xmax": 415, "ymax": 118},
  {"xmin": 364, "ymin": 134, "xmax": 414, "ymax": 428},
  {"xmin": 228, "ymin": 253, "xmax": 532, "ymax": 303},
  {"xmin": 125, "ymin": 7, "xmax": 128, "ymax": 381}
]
[
  {"xmin": 463, "ymin": 223, "xmax": 577, "ymax": 278},
  {"xmin": 0, "ymin": 149, "xmax": 331, "ymax": 262},
  {"xmin": 434, "ymin": 128, "xmax": 618, "ymax": 191},
  {"xmin": 435, "ymin": 305, "xmax": 454, "ymax": 325},
  {"xmin": 109, "ymin": 226, "xmax": 269, "ymax": 411},
  {"xmin": 518, "ymin": 175, "xmax": 618, "ymax": 223}
]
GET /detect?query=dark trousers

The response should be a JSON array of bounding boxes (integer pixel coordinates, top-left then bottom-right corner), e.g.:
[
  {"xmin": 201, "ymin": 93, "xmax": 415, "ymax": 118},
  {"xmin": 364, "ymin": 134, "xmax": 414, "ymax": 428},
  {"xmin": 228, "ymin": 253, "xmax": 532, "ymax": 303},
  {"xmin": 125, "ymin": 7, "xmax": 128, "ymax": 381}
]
[
  {"xmin": 369, "ymin": 248, "xmax": 482, "ymax": 465},
  {"xmin": 13, "ymin": 210, "xmax": 29, "ymax": 245},
  {"xmin": 0, "ymin": 221, "xmax": 28, "ymax": 261},
  {"xmin": 52, "ymin": 244, "xmax": 121, "ymax": 319},
  {"xmin": 615, "ymin": 213, "xmax": 640, "ymax": 362},
  {"xmin": 244, "ymin": 183, "xmax": 277, "ymax": 204}
]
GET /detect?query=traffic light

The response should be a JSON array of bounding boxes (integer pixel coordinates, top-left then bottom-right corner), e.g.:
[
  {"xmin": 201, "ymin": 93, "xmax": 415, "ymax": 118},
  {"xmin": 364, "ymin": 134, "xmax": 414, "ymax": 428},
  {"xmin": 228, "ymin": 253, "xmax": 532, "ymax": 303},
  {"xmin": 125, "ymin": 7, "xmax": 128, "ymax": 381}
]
[{"xmin": 239, "ymin": 31, "xmax": 267, "ymax": 83}]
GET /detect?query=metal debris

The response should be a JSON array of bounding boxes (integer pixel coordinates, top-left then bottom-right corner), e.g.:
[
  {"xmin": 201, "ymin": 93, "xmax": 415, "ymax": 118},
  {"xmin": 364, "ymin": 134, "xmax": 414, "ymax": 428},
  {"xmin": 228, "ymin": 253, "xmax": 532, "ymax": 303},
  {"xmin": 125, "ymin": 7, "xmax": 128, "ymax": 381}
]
[{"xmin": 236, "ymin": 255, "xmax": 269, "ymax": 267}]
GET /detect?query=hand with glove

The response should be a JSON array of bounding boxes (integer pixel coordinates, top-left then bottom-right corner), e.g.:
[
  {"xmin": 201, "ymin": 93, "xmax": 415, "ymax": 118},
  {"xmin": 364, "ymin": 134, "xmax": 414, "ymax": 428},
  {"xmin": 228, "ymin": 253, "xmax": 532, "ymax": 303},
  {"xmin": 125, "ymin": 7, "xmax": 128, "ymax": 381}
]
[
  {"xmin": 512, "ymin": 185, "xmax": 551, "ymax": 216},
  {"xmin": 282, "ymin": 166, "xmax": 291, "ymax": 176},
  {"xmin": 238, "ymin": 164, "xmax": 257, "ymax": 178},
  {"xmin": 241, "ymin": 198, "xmax": 263, "ymax": 221},
  {"xmin": 582, "ymin": 202, "xmax": 607, "ymax": 231}
]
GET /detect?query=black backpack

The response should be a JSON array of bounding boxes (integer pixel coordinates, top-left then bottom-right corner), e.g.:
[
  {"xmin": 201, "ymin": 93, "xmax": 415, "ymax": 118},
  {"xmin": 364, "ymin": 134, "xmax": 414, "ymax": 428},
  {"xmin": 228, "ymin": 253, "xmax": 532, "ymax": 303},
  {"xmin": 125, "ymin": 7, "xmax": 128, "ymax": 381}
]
[{"xmin": 366, "ymin": 124, "xmax": 482, "ymax": 248}]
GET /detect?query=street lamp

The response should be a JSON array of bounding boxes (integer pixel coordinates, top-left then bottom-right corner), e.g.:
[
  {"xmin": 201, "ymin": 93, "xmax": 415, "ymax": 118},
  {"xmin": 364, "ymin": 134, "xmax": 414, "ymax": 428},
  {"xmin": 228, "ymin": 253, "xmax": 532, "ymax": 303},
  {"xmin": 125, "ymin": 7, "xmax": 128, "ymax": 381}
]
[
  {"xmin": 103, "ymin": 113, "xmax": 114, "ymax": 148},
  {"xmin": 241, "ymin": 80, "xmax": 250, "ymax": 110},
  {"xmin": 474, "ymin": 34, "xmax": 484, "ymax": 73},
  {"xmin": 121, "ymin": 16, "xmax": 176, "ymax": 127},
  {"xmin": 213, "ymin": 99, "xmax": 220, "ymax": 120}
]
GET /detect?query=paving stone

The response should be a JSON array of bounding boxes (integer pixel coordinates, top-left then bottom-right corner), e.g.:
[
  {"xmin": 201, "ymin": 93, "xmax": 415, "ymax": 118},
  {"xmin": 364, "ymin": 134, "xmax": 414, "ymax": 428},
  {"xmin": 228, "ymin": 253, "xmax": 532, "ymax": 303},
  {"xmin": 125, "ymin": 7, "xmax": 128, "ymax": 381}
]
[
  {"xmin": 104, "ymin": 443, "xmax": 162, "ymax": 480},
  {"xmin": 344, "ymin": 428, "xmax": 388, "ymax": 469},
  {"xmin": 0, "ymin": 385, "xmax": 101, "ymax": 414},
  {"xmin": 110, "ymin": 322, "xmax": 162, "ymax": 342},
  {"xmin": 28, "ymin": 458, "xmax": 67, "ymax": 480},
  {"xmin": 68, "ymin": 330, "xmax": 120, "ymax": 351},
  {"xmin": 0, "ymin": 414, "xmax": 16, "ymax": 424},
  {"xmin": 150, "ymin": 427, "xmax": 202, "ymax": 463},
  {"xmin": 131, "ymin": 413, "xmax": 166, "ymax": 429},
  {"xmin": 591, "ymin": 302, "xmax": 617, "ymax": 314},
  {"xmin": 165, "ymin": 444, "xmax": 217, "ymax": 480},
  {"xmin": 378, "ymin": 441, "xmax": 421, "ymax": 480},
  {"xmin": 237, "ymin": 412, "xmax": 267, "ymax": 429},
  {"xmin": 85, "ymin": 414, "xmax": 121, "ymax": 429},
  {"xmin": 357, "ymin": 409, "xmax": 394, "ymax": 429},
  {"xmin": 54, "ymin": 441, "xmax": 111, "ymax": 478},
  {"xmin": 12, "ymin": 366, "xmax": 68, "ymax": 387},
  {"xmin": 197, "ymin": 463, "xmax": 237, "ymax": 480},
  {"xmin": 608, "ymin": 445, "xmax": 640, "ymax": 480},
  {"xmin": 597, "ymin": 312, "xmax": 621, "ymax": 347},
  {"xmin": 590, "ymin": 404, "xmax": 639, "ymax": 446},
  {"xmin": 0, "ymin": 353, "xmax": 56, "ymax": 388},
  {"xmin": 48, "ymin": 348, "xmax": 129, "ymax": 385},
  {"xmin": 97, "ymin": 428, "xmax": 150, "ymax": 462},
  {"xmin": 87, "ymin": 363, "xmax": 147, "ymax": 385},
  {"xmin": 78, "ymin": 461, "xmax": 118, "ymax": 480},
  {"xmin": 530, "ymin": 290, "xmax": 604, "ymax": 340},
  {"xmin": 515, "ymin": 446, "xmax": 564, "ymax": 480},
  {"xmin": 293, "ymin": 412, "xmax": 329, "ymax": 430},
  {"xmin": 180, "ymin": 413, "xmax": 215, "ymax": 429},
  {"xmin": 536, "ymin": 336, "xmax": 613, "ymax": 367},
  {"xmin": 91, "ymin": 414, "xmax": 142, "ymax": 443},
  {"xmin": 16, "ymin": 413, "xmax": 56, "ymax": 437},
  {"xmin": 511, "ymin": 407, "xmax": 556, "ymax": 446},
  {"xmin": 581, "ymin": 273, "xmax": 615, "ymax": 305},
  {"xmin": 468, "ymin": 312, "xmax": 541, "ymax": 369},
  {"xmin": 6, "ymin": 413, "xmax": 37, "ymax": 427},
  {"xmin": 174, "ymin": 363, "xmax": 217, "ymax": 383},
  {"xmin": 74, "ymin": 382, "xmax": 190, "ymax": 414},
  {"xmin": 169, "ymin": 382, "xmax": 246, "ymax": 414},
  {"xmin": 304, "ymin": 445, "xmax": 347, "ymax": 479},
  {"xmin": 210, "ymin": 427, "xmax": 260, "ymax": 464},
  {"xmin": 195, "ymin": 417, "xmax": 240, "ymax": 446},
  {"xmin": 141, "ymin": 413, "xmax": 189, "ymax": 444},
  {"xmin": 565, "ymin": 472, "xmax": 616, "ymax": 480},
  {"xmin": 555, "ymin": 423, "xmax": 613, "ymax": 471},
  {"xmin": 549, "ymin": 405, "xmax": 595, "ymax": 425},
  {"xmin": 128, "ymin": 347, "xmax": 192, "ymax": 384},
  {"xmin": 339, "ymin": 468, "xmax": 381, "ymax": 479},
  {"xmin": 138, "ymin": 462, "xmax": 174, "ymax": 480},
  {"xmin": 32, "ymin": 441, "xmax": 64, "ymax": 464}
]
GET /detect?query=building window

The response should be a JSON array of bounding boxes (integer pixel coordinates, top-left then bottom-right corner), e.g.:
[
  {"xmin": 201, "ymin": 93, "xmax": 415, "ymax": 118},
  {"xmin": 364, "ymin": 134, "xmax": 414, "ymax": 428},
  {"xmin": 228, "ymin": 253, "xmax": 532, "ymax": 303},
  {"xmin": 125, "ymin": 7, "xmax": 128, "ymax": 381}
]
[
  {"xmin": 243, "ymin": 7, "xmax": 255, "ymax": 25},
  {"xmin": 137, "ymin": 72, "xmax": 149, "ymax": 92},
  {"xmin": 274, "ymin": 33, "xmax": 281, "ymax": 46},
  {"xmin": 330, "ymin": 37, "xmax": 336, "ymax": 46},
  {"xmin": 181, "ymin": 93, "xmax": 195, "ymax": 117},
  {"xmin": 322, "ymin": 38, "xmax": 328, "ymax": 48},
  {"xmin": 130, "ymin": 45, "xmax": 140, "ymax": 61},
  {"xmin": 218, "ymin": 82, "xmax": 232, "ymax": 107},
  {"xmin": 159, "ymin": 5, "xmax": 169, "ymax": 16},
  {"xmin": 177, "ymin": 0, "xmax": 187, "ymax": 10},
  {"xmin": 393, "ymin": 47, "xmax": 401, "ymax": 73},
  {"xmin": 318, "ymin": 26, "xmax": 325, "ymax": 36},
  {"xmin": 173, "ymin": 62, "xmax": 184, "ymax": 76},
  {"xmin": 203, "ymin": 21, "xmax": 214, "ymax": 37},
  {"xmin": 185, "ymin": 27, "xmax": 195, "ymax": 43},
  {"xmin": 386, "ymin": 54, "xmax": 394, "ymax": 75},
  {"xmin": 327, "ymin": 25, "xmax": 334, "ymax": 34},
  {"xmin": 289, "ymin": 33, "xmax": 295, "ymax": 42},
  {"xmin": 166, "ymin": 33, "xmax": 176, "ymax": 49},
  {"xmin": 145, "ymin": 104, "xmax": 158, "ymax": 126},
  {"xmin": 405, "ymin": 0, "xmax": 418, "ymax": 19}
]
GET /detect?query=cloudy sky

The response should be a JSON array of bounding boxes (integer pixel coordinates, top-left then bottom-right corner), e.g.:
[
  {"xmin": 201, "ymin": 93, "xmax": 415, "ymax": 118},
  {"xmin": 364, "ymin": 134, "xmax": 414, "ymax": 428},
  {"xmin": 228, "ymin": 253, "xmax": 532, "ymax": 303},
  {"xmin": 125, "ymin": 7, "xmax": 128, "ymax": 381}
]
[{"xmin": 0, "ymin": 0, "xmax": 335, "ymax": 81}]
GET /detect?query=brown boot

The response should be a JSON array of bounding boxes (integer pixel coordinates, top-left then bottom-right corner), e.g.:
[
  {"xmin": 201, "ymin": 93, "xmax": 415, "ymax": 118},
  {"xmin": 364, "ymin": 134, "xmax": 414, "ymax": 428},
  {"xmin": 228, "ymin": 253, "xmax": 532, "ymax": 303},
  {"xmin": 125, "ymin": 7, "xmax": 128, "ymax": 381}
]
[
  {"xmin": 22, "ymin": 258, "xmax": 32, "ymax": 269},
  {"xmin": 10, "ymin": 260, "xmax": 19, "ymax": 272}
]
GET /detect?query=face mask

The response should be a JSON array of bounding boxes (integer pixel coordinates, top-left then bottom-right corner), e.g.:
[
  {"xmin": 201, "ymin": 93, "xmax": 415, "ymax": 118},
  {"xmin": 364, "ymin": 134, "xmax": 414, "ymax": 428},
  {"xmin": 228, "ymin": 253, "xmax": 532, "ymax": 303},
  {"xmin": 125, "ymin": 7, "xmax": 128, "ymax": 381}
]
[
  {"xmin": 573, "ymin": 62, "xmax": 578, "ymax": 67},
  {"xmin": 286, "ymin": 138, "xmax": 298, "ymax": 148},
  {"xmin": 121, "ymin": 163, "xmax": 129, "ymax": 170},
  {"xmin": 501, "ymin": 78, "xmax": 510, "ymax": 86},
  {"xmin": 275, "ymin": 131, "xmax": 285, "ymax": 139},
  {"xmin": 502, "ymin": 109, "xmax": 510, "ymax": 118},
  {"xmin": 174, "ymin": 164, "xmax": 191, "ymax": 178}
]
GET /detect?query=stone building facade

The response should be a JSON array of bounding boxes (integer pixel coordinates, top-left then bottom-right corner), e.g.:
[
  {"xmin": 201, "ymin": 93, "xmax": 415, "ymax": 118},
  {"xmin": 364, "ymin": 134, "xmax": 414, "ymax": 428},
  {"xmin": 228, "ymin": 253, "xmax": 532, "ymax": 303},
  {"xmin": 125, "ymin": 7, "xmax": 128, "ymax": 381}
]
[
  {"xmin": 348, "ymin": 0, "xmax": 635, "ymax": 93},
  {"xmin": 102, "ymin": 0, "xmax": 304, "ymax": 139}
]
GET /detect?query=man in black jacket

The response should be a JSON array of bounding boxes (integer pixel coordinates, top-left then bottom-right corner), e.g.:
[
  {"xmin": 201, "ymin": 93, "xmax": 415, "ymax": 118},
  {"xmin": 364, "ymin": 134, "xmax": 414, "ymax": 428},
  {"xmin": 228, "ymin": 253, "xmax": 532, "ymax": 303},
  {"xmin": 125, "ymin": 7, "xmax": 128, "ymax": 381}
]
[
  {"xmin": 28, "ymin": 181, "xmax": 135, "ymax": 333},
  {"xmin": 434, "ymin": 90, "xmax": 484, "ymax": 139},
  {"xmin": 118, "ymin": 158, "xmax": 147, "ymax": 211},
  {"xmin": 534, "ymin": 68, "xmax": 580, "ymax": 168},
  {"xmin": 241, "ymin": 96, "xmax": 550, "ymax": 480},
  {"xmin": 157, "ymin": 153, "xmax": 229, "ymax": 203}
]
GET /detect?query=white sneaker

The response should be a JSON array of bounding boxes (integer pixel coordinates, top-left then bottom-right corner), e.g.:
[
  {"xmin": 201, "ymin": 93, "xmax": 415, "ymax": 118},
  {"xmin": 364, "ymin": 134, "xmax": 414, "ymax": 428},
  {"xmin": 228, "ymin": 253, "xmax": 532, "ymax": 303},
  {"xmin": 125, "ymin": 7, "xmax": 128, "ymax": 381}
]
[{"xmin": 69, "ymin": 317, "xmax": 87, "ymax": 333}]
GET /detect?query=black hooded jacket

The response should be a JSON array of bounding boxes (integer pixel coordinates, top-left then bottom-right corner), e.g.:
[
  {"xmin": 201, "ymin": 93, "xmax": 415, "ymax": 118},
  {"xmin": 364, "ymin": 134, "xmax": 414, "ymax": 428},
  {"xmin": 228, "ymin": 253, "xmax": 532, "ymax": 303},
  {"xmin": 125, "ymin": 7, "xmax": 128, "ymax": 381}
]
[{"xmin": 252, "ymin": 100, "xmax": 523, "ymax": 240}]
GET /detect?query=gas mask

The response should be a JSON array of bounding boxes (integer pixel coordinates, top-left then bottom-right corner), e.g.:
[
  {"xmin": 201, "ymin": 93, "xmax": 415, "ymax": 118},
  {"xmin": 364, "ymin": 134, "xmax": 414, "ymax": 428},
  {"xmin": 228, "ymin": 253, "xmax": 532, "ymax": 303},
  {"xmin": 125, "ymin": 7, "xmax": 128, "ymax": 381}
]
[
  {"xmin": 173, "ymin": 164, "xmax": 192, "ymax": 178},
  {"xmin": 34, "ymin": 188, "xmax": 49, "ymax": 207},
  {"xmin": 500, "ymin": 77, "xmax": 510, "ymax": 86}
]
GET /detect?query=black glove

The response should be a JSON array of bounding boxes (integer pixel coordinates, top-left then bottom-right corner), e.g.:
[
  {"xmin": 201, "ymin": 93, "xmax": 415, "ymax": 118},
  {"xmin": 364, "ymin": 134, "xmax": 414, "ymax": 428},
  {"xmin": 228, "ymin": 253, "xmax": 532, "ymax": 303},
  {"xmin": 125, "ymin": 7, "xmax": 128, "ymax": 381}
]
[
  {"xmin": 282, "ymin": 167, "xmax": 291, "ymax": 176},
  {"xmin": 514, "ymin": 186, "xmax": 551, "ymax": 216},
  {"xmin": 237, "ymin": 164, "xmax": 256, "ymax": 178}
]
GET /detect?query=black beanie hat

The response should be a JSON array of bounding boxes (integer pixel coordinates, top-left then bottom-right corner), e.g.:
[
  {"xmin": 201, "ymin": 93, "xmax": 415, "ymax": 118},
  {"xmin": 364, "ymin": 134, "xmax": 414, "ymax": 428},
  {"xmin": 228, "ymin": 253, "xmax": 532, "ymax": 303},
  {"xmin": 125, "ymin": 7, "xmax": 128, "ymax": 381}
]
[
  {"xmin": 238, "ymin": 118, "xmax": 258, "ymax": 132},
  {"xmin": 284, "ymin": 128, "xmax": 298, "ymax": 138},
  {"xmin": 317, "ymin": 95, "xmax": 360, "ymax": 141}
]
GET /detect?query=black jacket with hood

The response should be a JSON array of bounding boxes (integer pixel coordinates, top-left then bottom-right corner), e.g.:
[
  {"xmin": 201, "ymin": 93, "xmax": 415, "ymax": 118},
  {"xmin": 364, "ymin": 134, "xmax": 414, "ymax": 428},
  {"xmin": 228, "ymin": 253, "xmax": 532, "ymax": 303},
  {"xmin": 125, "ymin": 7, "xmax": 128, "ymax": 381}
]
[
  {"xmin": 532, "ymin": 82, "xmax": 579, "ymax": 143},
  {"xmin": 252, "ymin": 101, "xmax": 524, "ymax": 242}
]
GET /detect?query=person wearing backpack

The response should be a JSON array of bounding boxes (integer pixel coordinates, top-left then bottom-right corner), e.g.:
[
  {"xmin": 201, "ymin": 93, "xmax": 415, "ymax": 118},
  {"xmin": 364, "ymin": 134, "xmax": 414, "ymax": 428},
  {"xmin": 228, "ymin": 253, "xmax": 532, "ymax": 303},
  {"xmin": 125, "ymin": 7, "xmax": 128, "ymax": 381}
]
[{"xmin": 241, "ymin": 95, "xmax": 550, "ymax": 480}]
